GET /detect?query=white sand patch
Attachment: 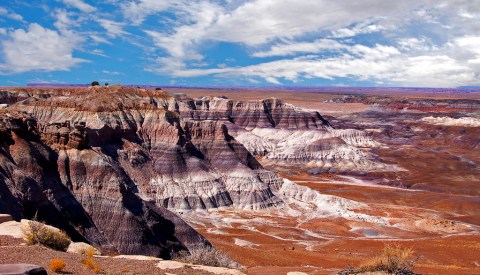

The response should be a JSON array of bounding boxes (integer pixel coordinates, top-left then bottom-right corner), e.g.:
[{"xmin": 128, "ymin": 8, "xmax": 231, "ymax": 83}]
[
  {"xmin": 191, "ymin": 265, "xmax": 245, "ymax": 275},
  {"xmin": 156, "ymin": 260, "xmax": 245, "ymax": 274},
  {"xmin": 421, "ymin": 116, "xmax": 480, "ymax": 127},
  {"xmin": 156, "ymin": 260, "xmax": 186, "ymax": 269},
  {"xmin": 233, "ymin": 238, "xmax": 259, "ymax": 248}
]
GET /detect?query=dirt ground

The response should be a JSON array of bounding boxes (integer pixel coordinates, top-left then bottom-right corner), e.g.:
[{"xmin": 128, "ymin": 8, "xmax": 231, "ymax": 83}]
[{"xmin": 174, "ymin": 87, "xmax": 480, "ymax": 275}]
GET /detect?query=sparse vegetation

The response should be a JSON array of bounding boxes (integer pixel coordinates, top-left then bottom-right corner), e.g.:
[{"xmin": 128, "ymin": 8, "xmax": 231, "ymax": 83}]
[
  {"xmin": 49, "ymin": 258, "xmax": 67, "ymax": 273},
  {"xmin": 82, "ymin": 246, "xmax": 101, "ymax": 273},
  {"xmin": 339, "ymin": 243, "xmax": 419, "ymax": 275},
  {"xmin": 91, "ymin": 81, "xmax": 100, "ymax": 86},
  {"xmin": 22, "ymin": 221, "xmax": 71, "ymax": 251},
  {"xmin": 172, "ymin": 244, "xmax": 241, "ymax": 269},
  {"xmin": 84, "ymin": 247, "xmax": 97, "ymax": 257}
]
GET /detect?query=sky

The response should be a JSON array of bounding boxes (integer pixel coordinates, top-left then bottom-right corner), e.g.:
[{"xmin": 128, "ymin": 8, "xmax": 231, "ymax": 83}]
[{"xmin": 0, "ymin": 0, "xmax": 480, "ymax": 87}]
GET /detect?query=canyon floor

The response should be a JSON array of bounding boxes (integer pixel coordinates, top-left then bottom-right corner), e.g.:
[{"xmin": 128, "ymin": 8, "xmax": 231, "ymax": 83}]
[{"xmin": 174, "ymin": 88, "xmax": 480, "ymax": 275}]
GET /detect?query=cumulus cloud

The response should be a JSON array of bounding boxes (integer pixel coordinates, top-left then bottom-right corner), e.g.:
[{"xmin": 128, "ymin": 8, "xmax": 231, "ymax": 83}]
[
  {"xmin": 0, "ymin": 23, "xmax": 86, "ymax": 74},
  {"xmin": 2, "ymin": 0, "xmax": 480, "ymax": 86},
  {"xmin": 140, "ymin": 0, "xmax": 480, "ymax": 87},
  {"xmin": 153, "ymin": 41, "xmax": 479, "ymax": 87},
  {"xmin": 62, "ymin": 0, "xmax": 96, "ymax": 12}
]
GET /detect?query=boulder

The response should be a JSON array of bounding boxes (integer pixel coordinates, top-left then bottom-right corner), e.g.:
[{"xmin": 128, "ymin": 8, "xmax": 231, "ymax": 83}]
[
  {"xmin": 0, "ymin": 221, "xmax": 24, "ymax": 239},
  {"xmin": 67, "ymin": 242, "xmax": 100, "ymax": 255},
  {"xmin": 0, "ymin": 264, "xmax": 47, "ymax": 275}
]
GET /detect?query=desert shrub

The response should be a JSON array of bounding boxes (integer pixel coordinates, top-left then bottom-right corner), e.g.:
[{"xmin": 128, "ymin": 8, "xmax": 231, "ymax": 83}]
[
  {"xmin": 84, "ymin": 247, "xmax": 97, "ymax": 257},
  {"xmin": 22, "ymin": 221, "xmax": 71, "ymax": 251},
  {"xmin": 82, "ymin": 249, "xmax": 101, "ymax": 273},
  {"xmin": 339, "ymin": 243, "xmax": 419, "ymax": 275},
  {"xmin": 172, "ymin": 244, "xmax": 241, "ymax": 269},
  {"xmin": 91, "ymin": 81, "xmax": 100, "ymax": 86},
  {"xmin": 49, "ymin": 258, "xmax": 66, "ymax": 273}
]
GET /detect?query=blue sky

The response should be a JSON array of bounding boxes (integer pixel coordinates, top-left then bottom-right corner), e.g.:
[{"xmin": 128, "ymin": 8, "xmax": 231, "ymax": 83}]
[{"xmin": 0, "ymin": 0, "xmax": 479, "ymax": 87}]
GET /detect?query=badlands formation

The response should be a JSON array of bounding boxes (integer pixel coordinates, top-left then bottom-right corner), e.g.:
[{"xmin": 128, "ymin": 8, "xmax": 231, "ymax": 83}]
[{"xmin": 1, "ymin": 86, "xmax": 480, "ymax": 274}]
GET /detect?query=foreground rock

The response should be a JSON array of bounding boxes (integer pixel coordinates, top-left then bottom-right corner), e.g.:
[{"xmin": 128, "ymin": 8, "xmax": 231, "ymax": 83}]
[
  {"xmin": 67, "ymin": 242, "xmax": 100, "ymax": 255},
  {"xmin": 0, "ymin": 264, "xmax": 47, "ymax": 275}
]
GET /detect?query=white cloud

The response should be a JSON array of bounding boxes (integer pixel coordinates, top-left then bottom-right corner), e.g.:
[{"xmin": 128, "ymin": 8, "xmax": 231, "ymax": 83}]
[
  {"xmin": 62, "ymin": 0, "xmax": 96, "ymax": 12},
  {"xmin": 0, "ymin": 7, "xmax": 24, "ymax": 21},
  {"xmin": 140, "ymin": 0, "xmax": 480, "ymax": 86},
  {"xmin": 53, "ymin": 9, "xmax": 77, "ymax": 31},
  {"xmin": 153, "ymin": 40, "xmax": 480, "ymax": 87},
  {"xmin": 145, "ymin": 1, "xmax": 222, "ymax": 61},
  {"xmin": 102, "ymin": 70, "xmax": 121, "ymax": 75},
  {"xmin": 397, "ymin": 37, "xmax": 436, "ymax": 52},
  {"xmin": 90, "ymin": 49, "xmax": 108, "ymax": 57},
  {"xmin": 98, "ymin": 19, "xmax": 128, "ymax": 38},
  {"xmin": 90, "ymin": 34, "xmax": 112, "ymax": 44},
  {"xmin": 143, "ymin": 0, "xmax": 436, "ymax": 71},
  {"xmin": 0, "ymin": 28, "xmax": 6, "ymax": 35},
  {"xmin": 253, "ymin": 39, "xmax": 345, "ymax": 57},
  {"xmin": 122, "ymin": 0, "xmax": 178, "ymax": 25},
  {"xmin": 0, "ymin": 23, "xmax": 86, "ymax": 74},
  {"xmin": 331, "ymin": 22, "xmax": 385, "ymax": 38}
]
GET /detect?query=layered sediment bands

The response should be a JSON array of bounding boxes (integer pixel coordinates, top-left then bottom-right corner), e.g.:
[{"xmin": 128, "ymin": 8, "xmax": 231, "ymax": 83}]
[
  {"xmin": 1, "ymin": 86, "xmax": 391, "ymax": 256},
  {"xmin": 10, "ymin": 88, "xmax": 283, "ymax": 211},
  {"xmin": 144, "ymin": 120, "xmax": 282, "ymax": 210},
  {"xmin": 174, "ymin": 96, "xmax": 330, "ymax": 129},
  {"xmin": 0, "ymin": 113, "xmax": 108, "ymax": 244},
  {"xmin": 169, "ymin": 95, "xmax": 387, "ymax": 172},
  {"xmin": 0, "ymin": 110, "xmax": 209, "ymax": 257}
]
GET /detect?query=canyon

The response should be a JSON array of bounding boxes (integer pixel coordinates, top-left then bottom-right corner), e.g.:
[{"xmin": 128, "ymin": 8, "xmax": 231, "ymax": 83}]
[{"xmin": 1, "ymin": 86, "xmax": 479, "ymax": 274}]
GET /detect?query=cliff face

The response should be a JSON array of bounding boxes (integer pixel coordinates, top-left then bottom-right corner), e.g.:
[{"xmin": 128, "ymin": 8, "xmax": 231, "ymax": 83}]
[
  {"xmin": 0, "ymin": 86, "xmax": 385, "ymax": 256},
  {"xmin": 0, "ymin": 110, "xmax": 209, "ymax": 258}
]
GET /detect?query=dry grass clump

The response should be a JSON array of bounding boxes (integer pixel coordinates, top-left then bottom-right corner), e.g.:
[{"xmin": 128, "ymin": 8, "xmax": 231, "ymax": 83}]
[
  {"xmin": 340, "ymin": 243, "xmax": 419, "ymax": 275},
  {"xmin": 172, "ymin": 244, "xmax": 242, "ymax": 269},
  {"xmin": 84, "ymin": 247, "xmax": 97, "ymax": 257},
  {"xmin": 22, "ymin": 221, "xmax": 71, "ymax": 251},
  {"xmin": 49, "ymin": 258, "xmax": 67, "ymax": 273},
  {"xmin": 82, "ymin": 247, "xmax": 101, "ymax": 273}
]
